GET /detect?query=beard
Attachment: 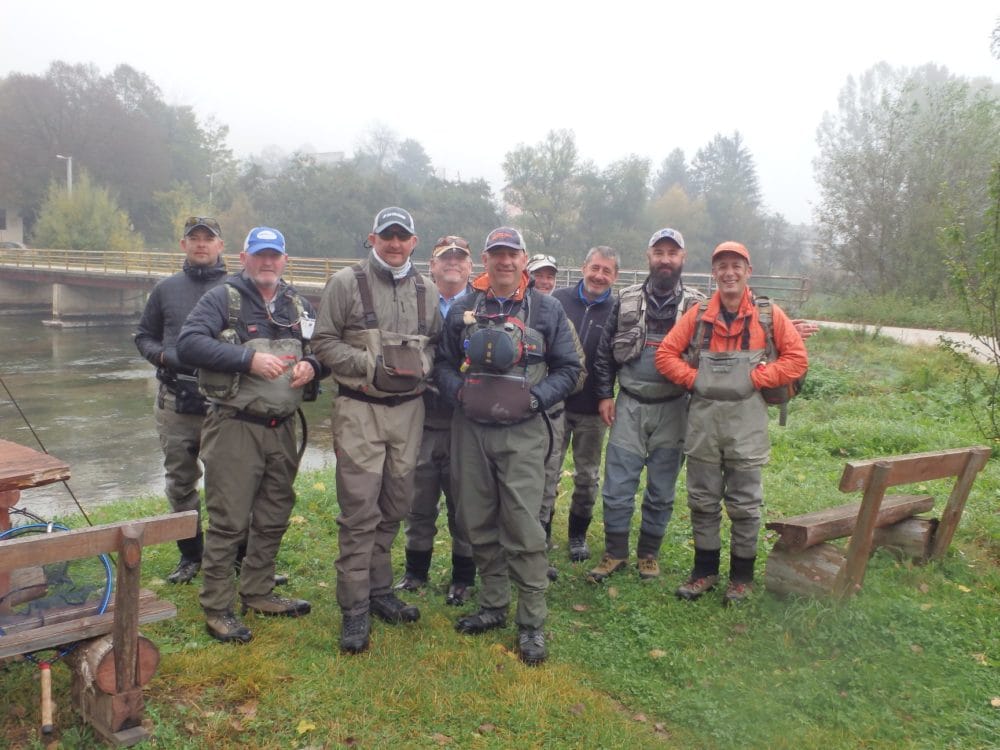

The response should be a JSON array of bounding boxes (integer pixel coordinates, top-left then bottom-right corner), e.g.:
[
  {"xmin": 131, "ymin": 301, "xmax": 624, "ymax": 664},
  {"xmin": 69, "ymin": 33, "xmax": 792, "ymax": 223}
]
[{"xmin": 648, "ymin": 265, "xmax": 682, "ymax": 295}]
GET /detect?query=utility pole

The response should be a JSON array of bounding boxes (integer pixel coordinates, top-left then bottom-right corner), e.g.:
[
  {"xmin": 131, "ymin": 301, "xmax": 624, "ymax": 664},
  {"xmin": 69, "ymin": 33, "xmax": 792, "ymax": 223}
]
[{"xmin": 56, "ymin": 154, "xmax": 73, "ymax": 197}]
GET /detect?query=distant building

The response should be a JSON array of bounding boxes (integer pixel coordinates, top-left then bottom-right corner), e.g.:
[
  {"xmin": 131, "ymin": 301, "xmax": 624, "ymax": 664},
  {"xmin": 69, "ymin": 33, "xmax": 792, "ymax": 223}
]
[{"xmin": 0, "ymin": 206, "xmax": 25, "ymax": 245}]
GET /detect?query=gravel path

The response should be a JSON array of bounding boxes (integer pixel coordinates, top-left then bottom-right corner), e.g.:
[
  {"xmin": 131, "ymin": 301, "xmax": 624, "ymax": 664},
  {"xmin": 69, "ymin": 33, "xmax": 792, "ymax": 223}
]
[{"xmin": 811, "ymin": 320, "xmax": 995, "ymax": 363}]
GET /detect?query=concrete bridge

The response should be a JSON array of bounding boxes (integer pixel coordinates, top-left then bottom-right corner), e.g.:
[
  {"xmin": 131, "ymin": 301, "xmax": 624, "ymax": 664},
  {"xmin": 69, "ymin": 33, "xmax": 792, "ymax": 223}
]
[{"xmin": 0, "ymin": 248, "xmax": 811, "ymax": 327}]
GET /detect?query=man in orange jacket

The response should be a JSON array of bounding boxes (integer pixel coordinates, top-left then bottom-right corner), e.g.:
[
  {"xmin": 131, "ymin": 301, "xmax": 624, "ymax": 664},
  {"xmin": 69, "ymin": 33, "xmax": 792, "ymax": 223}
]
[{"xmin": 655, "ymin": 241, "xmax": 807, "ymax": 605}]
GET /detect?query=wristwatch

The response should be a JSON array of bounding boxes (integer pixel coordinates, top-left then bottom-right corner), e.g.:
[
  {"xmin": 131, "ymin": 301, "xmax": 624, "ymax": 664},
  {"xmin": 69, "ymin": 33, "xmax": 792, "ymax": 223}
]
[{"xmin": 529, "ymin": 396, "xmax": 540, "ymax": 412}]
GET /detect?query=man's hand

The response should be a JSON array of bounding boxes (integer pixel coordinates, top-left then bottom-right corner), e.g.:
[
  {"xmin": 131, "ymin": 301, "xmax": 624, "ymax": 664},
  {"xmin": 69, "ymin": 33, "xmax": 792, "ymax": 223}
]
[
  {"xmin": 290, "ymin": 361, "xmax": 315, "ymax": 389},
  {"xmin": 598, "ymin": 398, "xmax": 616, "ymax": 427},
  {"xmin": 250, "ymin": 351, "xmax": 296, "ymax": 380},
  {"xmin": 792, "ymin": 319, "xmax": 819, "ymax": 340}
]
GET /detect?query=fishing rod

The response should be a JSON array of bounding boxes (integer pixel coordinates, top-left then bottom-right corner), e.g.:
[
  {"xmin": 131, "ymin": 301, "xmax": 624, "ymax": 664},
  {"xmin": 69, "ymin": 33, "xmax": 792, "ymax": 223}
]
[{"xmin": 0, "ymin": 373, "xmax": 97, "ymax": 527}]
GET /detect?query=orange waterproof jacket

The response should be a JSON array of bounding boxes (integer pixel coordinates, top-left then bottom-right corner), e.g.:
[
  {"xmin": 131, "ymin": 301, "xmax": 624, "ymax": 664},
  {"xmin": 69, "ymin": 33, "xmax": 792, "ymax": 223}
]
[{"xmin": 654, "ymin": 288, "xmax": 808, "ymax": 391}]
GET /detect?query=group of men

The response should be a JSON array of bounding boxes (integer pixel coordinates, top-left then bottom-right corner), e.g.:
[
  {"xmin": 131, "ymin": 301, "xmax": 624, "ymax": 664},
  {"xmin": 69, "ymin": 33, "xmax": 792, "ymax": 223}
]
[{"xmin": 136, "ymin": 206, "xmax": 808, "ymax": 665}]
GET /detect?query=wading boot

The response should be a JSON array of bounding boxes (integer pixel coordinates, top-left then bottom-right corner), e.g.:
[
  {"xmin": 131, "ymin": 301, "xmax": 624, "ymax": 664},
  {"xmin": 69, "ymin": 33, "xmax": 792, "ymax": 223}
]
[
  {"xmin": 455, "ymin": 607, "xmax": 507, "ymax": 635},
  {"xmin": 205, "ymin": 610, "xmax": 252, "ymax": 644},
  {"xmin": 370, "ymin": 593, "xmax": 420, "ymax": 624},
  {"xmin": 241, "ymin": 594, "xmax": 311, "ymax": 617},
  {"xmin": 516, "ymin": 626, "xmax": 547, "ymax": 666},
  {"xmin": 167, "ymin": 556, "xmax": 200, "ymax": 584},
  {"xmin": 340, "ymin": 610, "xmax": 371, "ymax": 654}
]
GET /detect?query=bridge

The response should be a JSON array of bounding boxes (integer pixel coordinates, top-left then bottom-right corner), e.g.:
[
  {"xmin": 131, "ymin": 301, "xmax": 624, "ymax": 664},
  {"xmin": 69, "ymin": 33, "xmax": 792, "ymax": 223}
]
[{"xmin": 0, "ymin": 248, "xmax": 810, "ymax": 326}]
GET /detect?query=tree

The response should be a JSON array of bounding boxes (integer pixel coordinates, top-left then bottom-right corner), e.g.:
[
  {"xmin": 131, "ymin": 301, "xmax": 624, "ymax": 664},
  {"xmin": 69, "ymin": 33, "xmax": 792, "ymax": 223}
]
[
  {"xmin": 393, "ymin": 139, "xmax": 434, "ymax": 186},
  {"xmin": 690, "ymin": 131, "xmax": 764, "ymax": 247},
  {"xmin": 32, "ymin": 171, "xmax": 143, "ymax": 252},
  {"xmin": 814, "ymin": 63, "xmax": 1000, "ymax": 296},
  {"xmin": 502, "ymin": 129, "xmax": 581, "ymax": 250},
  {"xmin": 653, "ymin": 148, "xmax": 690, "ymax": 197}
]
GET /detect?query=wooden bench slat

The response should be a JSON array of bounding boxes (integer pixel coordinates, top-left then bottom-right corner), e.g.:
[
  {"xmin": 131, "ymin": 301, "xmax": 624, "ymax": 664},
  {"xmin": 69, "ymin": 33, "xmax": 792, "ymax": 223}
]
[
  {"xmin": 839, "ymin": 446, "xmax": 990, "ymax": 492},
  {"xmin": 0, "ymin": 589, "xmax": 162, "ymax": 636},
  {"xmin": 0, "ymin": 511, "xmax": 198, "ymax": 570},
  {"xmin": 0, "ymin": 596, "xmax": 176, "ymax": 659},
  {"xmin": 766, "ymin": 494, "xmax": 934, "ymax": 552}
]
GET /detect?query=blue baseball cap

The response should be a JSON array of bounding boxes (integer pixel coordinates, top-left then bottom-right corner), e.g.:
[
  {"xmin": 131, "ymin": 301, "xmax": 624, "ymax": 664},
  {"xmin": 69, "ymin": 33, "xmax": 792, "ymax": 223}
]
[{"xmin": 244, "ymin": 227, "xmax": 286, "ymax": 255}]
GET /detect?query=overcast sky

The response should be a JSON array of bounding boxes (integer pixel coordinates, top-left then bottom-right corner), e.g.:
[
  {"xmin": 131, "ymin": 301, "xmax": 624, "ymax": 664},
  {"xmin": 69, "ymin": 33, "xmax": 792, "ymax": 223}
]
[{"xmin": 3, "ymin": 1, "xmax": 998, "ymax": 225}]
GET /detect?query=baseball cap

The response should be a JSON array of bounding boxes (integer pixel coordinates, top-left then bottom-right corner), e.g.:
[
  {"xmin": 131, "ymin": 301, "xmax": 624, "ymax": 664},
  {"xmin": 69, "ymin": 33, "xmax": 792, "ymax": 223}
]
[
  {"xmin": 432, "ymin": 235, "xmax": 471, "ymax": 257},
  {"xmin": 183, "ymin": 216, "xmax": 221, "ymax": 238},
  {"xmin": 527, "ymin": 253, "xmax": 558, "ymax": 273},
  {"xmin": 244, "ymin": 227, "xmax": 286, "ymax": 255},
  {"xmin": 484, "ymin": 226, "xmax": 526, "ymax": 253},
  {"xmin": 648, "ymin": 227, "xmax": 684, "ymax": 249},
  {"xmin": 373, "ymin": 207, "xmax": 416, "ymax": 235},
  {"xmin": 712, "ymin": 241, "xmax": 751, "ymax": 263}
]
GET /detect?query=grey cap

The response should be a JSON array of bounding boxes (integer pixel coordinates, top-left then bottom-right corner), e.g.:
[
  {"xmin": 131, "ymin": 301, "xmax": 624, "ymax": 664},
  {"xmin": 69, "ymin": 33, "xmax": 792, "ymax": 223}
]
[
  {"xmin": 648, "ymin": 227, "xmax": 685, "ymax": 249},
  {"xmin": 373, "ymin": 207, "xmax": 415, "ymax": 235},
  {"xmin": 484, "ymin": 226, "xmax": 526, "ymax": 253},
  {"xmin": 527, "ymin": 253, "xmax": 558, "ymax": 273}
]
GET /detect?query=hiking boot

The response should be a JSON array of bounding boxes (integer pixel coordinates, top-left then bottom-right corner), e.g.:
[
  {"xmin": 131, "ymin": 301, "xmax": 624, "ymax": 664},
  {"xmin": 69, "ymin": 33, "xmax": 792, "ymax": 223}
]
[
  {"xmin": 516, "ymin": 626, "xmax": 547, "ymax": 666},
  {"xmin": 568, "ymin": 536, "xmax": 591, "ymax": 562},
  {"xmin": 723, "ymin": 580, "xmax": 753, "ymax": 607},
  {"xmin": 547, "ymin": 564, "xmax": 559, "ymax": 582},
  {"xmin": 393, "ymin": 573, "xmax": 427, "ymax": 592},
  {"xmin": 370, "ymin": 594, "xmax": 420, "ymax": 624},
  {"xmin": 273, "ymin": 573, "xmax": 289, "ymax": 587},
  {"xmin": 455, "ymin": 607, "xmax": 507, "ymax": 635},
  {"xmin": 586, "ymin": 553, "xmax": 628, "ymax": 583},
  {"xmin": 241, "ymin": 594, "xmax": 311, "ymax": 617},
  {"xmin": 205, "ymin": 611, "xmax": 252, "ymax": 644},
  {"xmin": 445, "ymin": 582, "xmax": 472, "ymax": 607},
  {"xmin": 167, "ymin": 557, "xmax": 200, "ymax": 584},
  {"xmin": 675, "ymin": 574, "xmax": 720, "ymax": 601},
  {"xmin": 340, "ymin": 611, "xmax": 370, "ymax": 654},
  {"xmin": 637, "ymin": 556, "xmax": 661, "ymax": 580}
]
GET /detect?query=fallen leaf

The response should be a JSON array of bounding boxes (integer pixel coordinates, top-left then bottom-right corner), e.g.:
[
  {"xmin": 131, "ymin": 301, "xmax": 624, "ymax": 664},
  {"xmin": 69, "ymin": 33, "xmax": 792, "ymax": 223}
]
[
  {"xmin": 991, "ymin": 697, "xmax": 1000, "ymax": 708},
  {"xmin": 477, "ymin": 723, "xmax": 496, "ymax": 733},
  {"xmin": 290, "ymin": 515, "xmax": 306, "ymax": 525},
  {"xmin": 237, "ymin": 700, "xmax": 258, "ymax": 719},
  {"xmin": 957, "ymin": 584, "xmax": 971, "ymax": 593},
  {"xmin": 229, "ymin": 719, "xmax": 244, "ymax": 732},
  {"xmin": 649, "ymin": 649, "xmax": 667, "ymax": 659},
  {"xmin": 732, "ymin": 623, "xmax": 749, "ymax": 635},
  {"xmin": 569, "ymin": 703, "xmax": 585, "ymax": 716},
  {"xmin": 296, "ymin": 719, "xmax": 316, "ymax": 734},
  {"xmin": 633, "ymin": 713, "xmax": 647, "ymax": 722},
  {"xmin": 910, "ymin": 644, "xmax": 924, "ymax": 654},
  {"xmin": 972, "ymin": 653, "xmax": 988, "ymax": 665},
  {"xmin": 318, "ymin": 581, "xmax": 328, "ymax": 587},
  {"xmin": 430, "ymin": 732, "xmax": 452, "ymax": 745},
  {"xmin": 920, "ymin": 603, "xmax": 933, "ymax": 611},
  {"xmin": 917, "ymin": 583, "xmax": 930, "ymax": 594},
  {"xmin": 572, "ymin": 604, "xmax": 589, "ymax": 612},
  {"xmin": 607, "ymin": 586, "xmax": 619, "ymax": 599},
  {"xmin": 312, "ymin": 482, "xmax": 326, "ymax": 491}
]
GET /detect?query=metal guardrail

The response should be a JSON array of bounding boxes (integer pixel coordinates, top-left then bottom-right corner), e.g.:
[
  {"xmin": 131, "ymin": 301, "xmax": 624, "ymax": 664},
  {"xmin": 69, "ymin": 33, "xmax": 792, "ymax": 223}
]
[{"xmin": 0, "ymin": 249, "xmax": 811, "ymax": 309}]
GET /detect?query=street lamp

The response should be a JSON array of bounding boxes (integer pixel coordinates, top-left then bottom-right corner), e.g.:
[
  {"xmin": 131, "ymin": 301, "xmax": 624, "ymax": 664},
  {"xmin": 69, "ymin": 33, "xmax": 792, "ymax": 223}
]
[
  {"xmin": 56, "ymin": 154, "xmax": 73, "ymax": 197},
  {"xmin": 205, "ymin": 172, "xmax": 214, "ymax": 207}
]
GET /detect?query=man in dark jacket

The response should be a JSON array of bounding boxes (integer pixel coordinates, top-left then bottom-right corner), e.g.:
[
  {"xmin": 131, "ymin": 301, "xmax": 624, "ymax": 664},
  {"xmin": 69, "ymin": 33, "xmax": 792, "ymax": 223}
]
[
  {"xmin": 177, "ymin": 227, "xmax": 327, "ymax": 644},
  {"xmin": 134, "ymin": 216, "xmax": 226, "ymax": 584},
  {"xmin": 551, "ymin": 246, "xmax": 620, "ymax": 562},
  {"xmin": 434, "ymin": 226, "xmax": 581, "ymax": 665}
]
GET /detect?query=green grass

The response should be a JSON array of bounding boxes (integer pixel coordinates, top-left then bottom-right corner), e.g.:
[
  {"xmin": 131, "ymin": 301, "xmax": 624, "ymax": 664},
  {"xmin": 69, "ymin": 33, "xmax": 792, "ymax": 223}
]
[
  {"xmin": 3, "ymin": 329, "xmax": 999, "ymax": 748},
  {"xmin": 800, "ymin": 291, "xmax": 972, "ymax": 332}
]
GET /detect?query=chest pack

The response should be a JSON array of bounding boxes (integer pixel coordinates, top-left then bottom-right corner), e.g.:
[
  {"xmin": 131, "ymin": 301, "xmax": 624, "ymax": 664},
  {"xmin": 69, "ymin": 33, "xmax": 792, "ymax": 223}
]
[
  {"xmin": 686, "ymin": 296, "xmax": 806, "ymax": 425},
  {"xmin": 612, "ymin": 284, "xmax": 703, "ymax": 365},
  {"xmin": 352, "ymin": 264, "xmax": 428, "ymax": 393}
]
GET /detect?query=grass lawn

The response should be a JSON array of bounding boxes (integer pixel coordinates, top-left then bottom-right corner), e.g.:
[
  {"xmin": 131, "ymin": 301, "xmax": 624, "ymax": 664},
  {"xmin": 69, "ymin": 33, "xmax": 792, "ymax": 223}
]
[{"xmin": 2, "ymin": 328, "xmax": 999, "ymax": 748}]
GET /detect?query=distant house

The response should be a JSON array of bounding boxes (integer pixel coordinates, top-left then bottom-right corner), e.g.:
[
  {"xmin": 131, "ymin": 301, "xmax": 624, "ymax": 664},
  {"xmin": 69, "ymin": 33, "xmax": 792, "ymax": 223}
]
[{"xmin": 0, "ymin": 206, "xmax": 25, "ymax": 245}]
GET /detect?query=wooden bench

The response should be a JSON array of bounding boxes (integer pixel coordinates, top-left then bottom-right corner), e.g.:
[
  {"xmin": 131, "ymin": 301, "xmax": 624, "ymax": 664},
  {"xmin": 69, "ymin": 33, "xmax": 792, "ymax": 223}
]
[
  {"xmin": 0, "ymin": 510, "xmax": 197, "ymax": 746},
  {"xmin": 763, "ymin": 446, "xmax": 990, "ymax": 600}
]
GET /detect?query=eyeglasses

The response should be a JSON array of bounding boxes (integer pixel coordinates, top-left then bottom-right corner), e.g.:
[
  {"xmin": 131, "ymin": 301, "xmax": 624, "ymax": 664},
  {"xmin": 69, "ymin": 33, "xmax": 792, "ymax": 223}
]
[
  {"xmin": 378, "ymin": 229, "xmax": 413, "ymax": 241},
  {"xmin": 184, "ymin": 216, "xmax": 220, "ymax": 235}
]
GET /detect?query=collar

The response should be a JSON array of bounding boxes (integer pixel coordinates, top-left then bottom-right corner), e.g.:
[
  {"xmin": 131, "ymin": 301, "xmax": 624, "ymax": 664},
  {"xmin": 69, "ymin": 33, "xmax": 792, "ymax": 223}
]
[
  {"xmin": 576, "ymin": 279, "xmax": 611, "ymax": 306},
  {"xmin": 471, "ymin": 271, "xmax": 529, "ymax": 301},
  {"xmin": 370, "ymin": 249, "xmax": 413, "ymax": 280}
]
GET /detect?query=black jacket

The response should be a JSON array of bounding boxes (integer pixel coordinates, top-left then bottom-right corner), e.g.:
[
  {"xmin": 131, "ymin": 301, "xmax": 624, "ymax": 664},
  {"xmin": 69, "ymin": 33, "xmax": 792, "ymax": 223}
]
[
  {"xmin": 552, "ymin": 282, "xmax": 615, "ymax": 415},
  {"xmin": 134, "ymin": 258, "xmax": 227, "ymax": 380},
  {"xmin": 176, "ymin": 271, "xmax": 328, "ymax": 381},
  {"xmin": 433, "ymin": 286, "xmax": 582, "ymax": 413}
]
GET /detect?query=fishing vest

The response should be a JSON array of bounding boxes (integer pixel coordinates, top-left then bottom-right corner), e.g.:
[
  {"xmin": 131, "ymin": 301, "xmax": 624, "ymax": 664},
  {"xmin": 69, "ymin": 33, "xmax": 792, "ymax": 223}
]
[
  {"xmin": 612, "ymin": 283, "xmax": 704, "ymax": 402},
  {"xmin": 459, "ymin": 291, "xmax": 547, "ymax": 424},
  {"xmin": 198, "ymin": 284, "xmax": 311, "ymax": 416}
]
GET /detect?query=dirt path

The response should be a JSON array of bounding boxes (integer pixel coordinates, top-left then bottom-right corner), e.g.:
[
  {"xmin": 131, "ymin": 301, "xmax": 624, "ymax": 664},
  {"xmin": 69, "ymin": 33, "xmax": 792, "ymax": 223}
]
[{"xmin": 812, "ymin": 320, "xmax": 995, "ymax": 363}]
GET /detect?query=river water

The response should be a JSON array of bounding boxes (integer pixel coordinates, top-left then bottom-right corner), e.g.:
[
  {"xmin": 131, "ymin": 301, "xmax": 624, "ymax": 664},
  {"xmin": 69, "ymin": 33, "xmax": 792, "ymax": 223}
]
[{"xmin": 0, "ymin": 315, "xmax": 335, "ymax": 520}]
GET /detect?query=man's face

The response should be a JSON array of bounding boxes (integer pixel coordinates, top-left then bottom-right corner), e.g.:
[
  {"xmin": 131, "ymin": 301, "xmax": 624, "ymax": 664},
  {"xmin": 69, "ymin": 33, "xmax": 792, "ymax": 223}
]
[
  {"xmin": 582, "ymin": 254, "xmax": 618, "ymax": 297},
  {"xmin": 647, "ymin": 239, "xmax": 686, "ymax": 287},
  {"xmin": 370, "ymin": 226, "xmax": 418, "ymax": 267},
  {"xmin": 711, "ymin": 253, "xmax": 752, "ymax": 296},
  {"xmin": 482, "ymin": 247, "xmax": 527, "ymax": 293},
  {"xmin": 241, "ymin": 249, "xmax": 287, "ymax": 291},
  {"xmin": 531, "ymin": 268, "xmax": 557, "ymax": 295},
  {"xmin": 429, "ymin": 250, "xmax": 473, "ymax": 290},
  {"xmin": 181, "ymin": 228, "xmax": 224, "ymax": 267}
]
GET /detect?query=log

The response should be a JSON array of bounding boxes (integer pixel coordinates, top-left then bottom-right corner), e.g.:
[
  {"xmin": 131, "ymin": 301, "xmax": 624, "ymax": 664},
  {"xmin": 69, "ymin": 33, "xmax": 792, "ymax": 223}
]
[
  {"xmin": 65, "ymin": 633, "xmax": 160, "ymax": 694},
  {"xmin": 764, "ymin": 542, "xmax": 845, "ymax": 598},
  {"xmin": 765, "ymin": 494, "xmax": 933, "ymax": 552},
  {"xmin": 872, "ymin": 517, "xmax": 938, "ymax": 562}
]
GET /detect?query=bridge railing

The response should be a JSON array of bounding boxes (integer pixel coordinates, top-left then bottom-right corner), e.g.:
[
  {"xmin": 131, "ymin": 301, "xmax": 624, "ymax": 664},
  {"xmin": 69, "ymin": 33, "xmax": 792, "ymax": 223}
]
[{"xmin": 0, "ymin": 249, "xmax": 811, "ymax": 310}]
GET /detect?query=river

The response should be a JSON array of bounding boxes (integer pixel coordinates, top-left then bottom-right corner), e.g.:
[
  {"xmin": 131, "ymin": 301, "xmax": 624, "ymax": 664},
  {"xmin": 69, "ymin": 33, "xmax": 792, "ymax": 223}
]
[{"xmin": 0, "ymin": 315, "xmax": 335, "ymax": 521}]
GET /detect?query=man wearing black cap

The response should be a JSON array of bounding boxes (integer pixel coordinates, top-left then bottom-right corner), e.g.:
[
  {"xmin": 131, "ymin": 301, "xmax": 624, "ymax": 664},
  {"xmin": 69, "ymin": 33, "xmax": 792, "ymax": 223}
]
[
  {"xmin": 178, "ymin": 226, "xmax": 326, "ymax": 643},
  {"xmin": 312, "ymin": 207, "xmax": 441, "ymax": 654},
  {"xmin": 135, "ymin": 217, "xmax": 227, "ymax": 584},
  {"xmin": 434, "ymin": 226, "xmax": 582, "ymax": 665},
  {"xmin": 395, "ymin": 235, "xmax": 477, "ymax": 605}
]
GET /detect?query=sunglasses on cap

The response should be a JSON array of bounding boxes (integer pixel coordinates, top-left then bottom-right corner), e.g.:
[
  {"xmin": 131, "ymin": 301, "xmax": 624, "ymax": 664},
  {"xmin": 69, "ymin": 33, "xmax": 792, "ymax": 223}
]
[
  {"xmin": 184, "ymin": 216, "xmax": 221, "ymax": 237},
  {"xmin": 433, "ymin": 236, "xmax": 471, "ymax": 255}
]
